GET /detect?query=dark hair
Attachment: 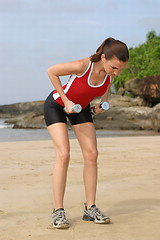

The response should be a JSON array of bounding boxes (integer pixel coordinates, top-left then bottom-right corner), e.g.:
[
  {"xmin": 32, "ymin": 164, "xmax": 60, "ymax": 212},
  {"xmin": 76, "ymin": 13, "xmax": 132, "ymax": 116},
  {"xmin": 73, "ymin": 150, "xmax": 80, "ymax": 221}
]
[{"xmin": 90, "ymin": 37, "xmax": 129, "ymax": 62}]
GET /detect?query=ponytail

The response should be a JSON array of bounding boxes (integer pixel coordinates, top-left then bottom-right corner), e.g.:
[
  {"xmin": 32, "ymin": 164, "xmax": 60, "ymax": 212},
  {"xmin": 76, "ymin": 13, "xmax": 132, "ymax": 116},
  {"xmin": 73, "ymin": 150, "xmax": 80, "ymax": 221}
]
[{"xmin": 90, "ymin": 37, "xmax": 129, "ymax": 62}]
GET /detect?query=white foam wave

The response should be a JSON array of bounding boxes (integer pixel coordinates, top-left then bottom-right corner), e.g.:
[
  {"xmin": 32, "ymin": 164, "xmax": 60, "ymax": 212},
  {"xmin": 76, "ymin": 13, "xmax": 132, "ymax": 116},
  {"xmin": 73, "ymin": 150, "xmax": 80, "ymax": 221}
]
[
  {"xmin": 0, "ymin": 119, "xmax": 13, "ymax": 129},
  {"xmin": 0, "ymin": 125, "xmax": 13, "ymax": 129}
]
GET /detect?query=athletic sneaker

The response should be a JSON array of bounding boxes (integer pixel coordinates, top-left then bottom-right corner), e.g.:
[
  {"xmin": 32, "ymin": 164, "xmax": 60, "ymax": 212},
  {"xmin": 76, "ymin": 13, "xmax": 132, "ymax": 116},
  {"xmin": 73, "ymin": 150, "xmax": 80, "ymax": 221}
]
[
  {"xmin": 51, "ymin": 208, "xmax": 70, "ymax": 229},
  {"xmin": 82, "ymin": 204, "xmax": 110, "ymax": 224}
]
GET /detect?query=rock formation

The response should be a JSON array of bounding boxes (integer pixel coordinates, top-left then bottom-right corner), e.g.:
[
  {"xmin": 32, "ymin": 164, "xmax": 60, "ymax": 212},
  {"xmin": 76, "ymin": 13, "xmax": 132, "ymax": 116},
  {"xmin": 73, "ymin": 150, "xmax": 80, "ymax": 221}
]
[
  {"xmin": 125, "ymin": 75, "xmax": 160, "ymax": 104},
  {"xmin": 1, "ymin": 94, "xmax": 159, "ymax": 132}
]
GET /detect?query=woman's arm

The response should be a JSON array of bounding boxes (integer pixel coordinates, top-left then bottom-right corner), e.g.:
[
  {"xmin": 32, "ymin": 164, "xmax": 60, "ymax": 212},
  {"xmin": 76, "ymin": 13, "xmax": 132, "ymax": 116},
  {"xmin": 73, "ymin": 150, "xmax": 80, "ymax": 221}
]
[
  {"xmin": 47, "ymin": 58, "xmax": 89, "ymax": 112},
  {"xmin": 93, "ymin": 82, "xmax": 112, "ymax": 114},
  {"xmin": 100, "ymin": 82, "xmax": 112, "ymax": 102}
]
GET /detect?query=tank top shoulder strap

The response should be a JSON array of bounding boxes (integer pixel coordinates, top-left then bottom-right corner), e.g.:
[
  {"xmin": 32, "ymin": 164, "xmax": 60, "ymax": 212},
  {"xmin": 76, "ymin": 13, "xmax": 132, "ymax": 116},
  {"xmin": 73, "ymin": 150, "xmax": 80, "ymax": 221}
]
[{"xmin": 76, "ymin": 61, "xmax": 92, "ymax": 78}]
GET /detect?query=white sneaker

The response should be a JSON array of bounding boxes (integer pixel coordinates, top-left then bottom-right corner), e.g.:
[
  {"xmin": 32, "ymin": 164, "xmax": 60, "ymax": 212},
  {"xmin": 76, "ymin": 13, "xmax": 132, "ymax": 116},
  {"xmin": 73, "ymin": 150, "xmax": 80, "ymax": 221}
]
[
  {"xmin": 82, "ymin": 204, "xmax": 110, "ymax": 224},
  {"xmin": 51, "ymin": 208, "xmax": 70, "ymax": 229}
]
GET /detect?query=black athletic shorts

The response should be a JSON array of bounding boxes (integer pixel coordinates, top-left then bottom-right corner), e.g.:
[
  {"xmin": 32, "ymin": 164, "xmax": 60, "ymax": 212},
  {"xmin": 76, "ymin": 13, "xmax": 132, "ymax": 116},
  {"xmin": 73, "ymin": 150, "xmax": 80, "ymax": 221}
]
[{"xmin": 44, "ymin": 92, "xmax": 93, "ymax": 127}]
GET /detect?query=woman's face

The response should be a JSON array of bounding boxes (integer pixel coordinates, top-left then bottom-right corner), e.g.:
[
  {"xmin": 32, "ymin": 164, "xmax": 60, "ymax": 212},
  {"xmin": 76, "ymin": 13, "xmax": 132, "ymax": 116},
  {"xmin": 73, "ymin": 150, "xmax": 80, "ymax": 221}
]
[{"xmin": 101, "ymin": 54, "xmax": 128, "ymax": 77}]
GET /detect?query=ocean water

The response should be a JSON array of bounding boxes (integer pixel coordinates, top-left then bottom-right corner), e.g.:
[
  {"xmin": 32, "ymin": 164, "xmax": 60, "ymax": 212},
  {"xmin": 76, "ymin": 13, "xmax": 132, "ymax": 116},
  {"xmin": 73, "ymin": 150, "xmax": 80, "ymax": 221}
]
[
  {"xmin": 0, "ymin": 119, "xmax": 52, "ymax": 142},
  {"xmin": 0, "ymin": 119, "xmax": 159, "ymax": 142}
]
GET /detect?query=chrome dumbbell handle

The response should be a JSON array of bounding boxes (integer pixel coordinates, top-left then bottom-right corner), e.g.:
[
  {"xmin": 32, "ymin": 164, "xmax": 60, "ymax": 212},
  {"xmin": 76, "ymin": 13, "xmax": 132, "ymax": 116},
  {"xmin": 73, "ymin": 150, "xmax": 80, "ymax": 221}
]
[
  {"xmin": 99, "ymin": 101, "xmax": 110, "ymax": 111},
  {"xmin": 64, "ymin": 104, "xmax": 82, "ymax": 113}
]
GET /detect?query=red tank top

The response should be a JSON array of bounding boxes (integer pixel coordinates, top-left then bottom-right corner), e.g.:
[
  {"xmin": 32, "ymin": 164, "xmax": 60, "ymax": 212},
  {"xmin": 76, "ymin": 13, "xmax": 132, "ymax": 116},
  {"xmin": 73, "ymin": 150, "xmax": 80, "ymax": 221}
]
[{"xmin": 53, "ymin": 61, "xmax": 111, "ymax": 108}]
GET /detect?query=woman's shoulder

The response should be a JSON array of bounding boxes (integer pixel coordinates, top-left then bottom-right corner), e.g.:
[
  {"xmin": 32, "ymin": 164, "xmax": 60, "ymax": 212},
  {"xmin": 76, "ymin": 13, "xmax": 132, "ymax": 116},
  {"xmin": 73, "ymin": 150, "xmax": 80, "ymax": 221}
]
[
  {"xmin": 48, "ymin": 57, "xmax": 91, "ymax": 76},
  {"xmin": 75, "ymin": 57, "xmax": 91, "ymax": 75}
]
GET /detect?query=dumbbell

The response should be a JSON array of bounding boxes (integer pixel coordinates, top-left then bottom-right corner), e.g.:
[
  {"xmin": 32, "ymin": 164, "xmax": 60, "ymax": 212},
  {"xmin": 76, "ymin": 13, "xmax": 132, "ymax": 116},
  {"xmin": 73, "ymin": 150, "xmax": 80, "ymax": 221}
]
[
  {"xmin": 64, "ymin": 104, "xmax": 82, "ymax": 113},
  {"xmin": 90, "ymin": 101, "xmax": 110, "ymax": 115}
]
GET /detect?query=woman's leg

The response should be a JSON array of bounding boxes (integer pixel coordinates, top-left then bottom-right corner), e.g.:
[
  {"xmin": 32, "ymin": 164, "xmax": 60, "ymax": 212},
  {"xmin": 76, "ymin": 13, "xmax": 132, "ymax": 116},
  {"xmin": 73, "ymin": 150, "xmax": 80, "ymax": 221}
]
[
  {"xmin": 48, "ymin": 122, "xmax": 70, "ymax": 210},
  {"xmin": 72, "ymin": 122, "xmax": 98, "ymax": 209}
]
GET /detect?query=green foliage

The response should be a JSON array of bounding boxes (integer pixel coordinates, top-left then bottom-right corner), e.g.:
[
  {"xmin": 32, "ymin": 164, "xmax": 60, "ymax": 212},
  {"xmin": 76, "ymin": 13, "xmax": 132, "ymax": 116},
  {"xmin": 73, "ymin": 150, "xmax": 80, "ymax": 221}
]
[
  {"xmin": 113, "ymin": 31, "xmax": 160, "ymax": 90},
  {"xmin": 123, "ymin": 92, "xmax": 135, "ymax": 98}
]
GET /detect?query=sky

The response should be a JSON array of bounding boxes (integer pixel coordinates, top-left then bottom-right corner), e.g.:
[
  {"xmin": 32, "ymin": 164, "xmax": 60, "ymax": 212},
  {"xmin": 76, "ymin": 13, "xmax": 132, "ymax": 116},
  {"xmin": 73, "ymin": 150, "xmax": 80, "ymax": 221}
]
[{"xmin": 0, "ymin": 0, "xmax": 160, "ymax": 105}]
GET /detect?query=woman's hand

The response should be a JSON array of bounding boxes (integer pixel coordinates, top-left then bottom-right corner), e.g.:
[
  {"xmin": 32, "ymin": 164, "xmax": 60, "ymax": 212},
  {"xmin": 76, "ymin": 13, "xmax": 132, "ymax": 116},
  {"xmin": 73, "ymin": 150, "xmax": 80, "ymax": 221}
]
[
  {"xmin": 94, "ymin": 104, "xmax": 105, "ymax": 114},
  {"xmin": 64, "ymin": 100, "xmax": 75, "ymax": 114}
]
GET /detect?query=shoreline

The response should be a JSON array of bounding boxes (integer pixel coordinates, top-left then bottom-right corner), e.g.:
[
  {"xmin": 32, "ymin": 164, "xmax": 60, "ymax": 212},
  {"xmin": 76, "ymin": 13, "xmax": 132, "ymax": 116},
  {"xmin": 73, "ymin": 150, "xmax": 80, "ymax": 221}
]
[{"xmin": 0, "ymin": 126, "xmax": 159, "ymax": 142}]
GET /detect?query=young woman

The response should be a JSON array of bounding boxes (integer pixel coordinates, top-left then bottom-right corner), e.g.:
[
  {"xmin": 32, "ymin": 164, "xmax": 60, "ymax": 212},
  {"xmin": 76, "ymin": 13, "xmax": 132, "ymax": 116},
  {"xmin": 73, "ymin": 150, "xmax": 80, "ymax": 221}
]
[{"xmin": 44, "ymin": 37, "xmax": 129, "ymax": 229}]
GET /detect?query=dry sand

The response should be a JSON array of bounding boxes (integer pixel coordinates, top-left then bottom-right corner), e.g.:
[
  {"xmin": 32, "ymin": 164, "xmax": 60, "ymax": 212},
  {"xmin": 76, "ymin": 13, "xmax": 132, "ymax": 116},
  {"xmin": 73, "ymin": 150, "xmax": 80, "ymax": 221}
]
[{"xmin": 0, "ymin": 135, "xmax": 160, "ymax": 240}]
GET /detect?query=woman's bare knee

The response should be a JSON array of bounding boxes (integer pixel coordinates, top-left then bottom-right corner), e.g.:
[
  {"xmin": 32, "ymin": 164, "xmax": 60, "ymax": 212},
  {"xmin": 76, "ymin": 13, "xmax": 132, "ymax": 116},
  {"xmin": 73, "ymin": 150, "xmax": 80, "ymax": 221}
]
[
  {"xmin": 55, "ymin": 149, "xmax": 70, "ymax": 167},
  {"xmin": 83, "ymin": 148, "xmax": 98, "ymax": 165}
]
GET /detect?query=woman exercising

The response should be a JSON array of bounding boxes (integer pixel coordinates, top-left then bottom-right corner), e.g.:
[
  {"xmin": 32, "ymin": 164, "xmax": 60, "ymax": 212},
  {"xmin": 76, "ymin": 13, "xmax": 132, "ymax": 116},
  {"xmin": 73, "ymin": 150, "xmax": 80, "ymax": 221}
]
[{"xmin": 44, "ymin": 37, "xmax": 129, "ymax": 229}]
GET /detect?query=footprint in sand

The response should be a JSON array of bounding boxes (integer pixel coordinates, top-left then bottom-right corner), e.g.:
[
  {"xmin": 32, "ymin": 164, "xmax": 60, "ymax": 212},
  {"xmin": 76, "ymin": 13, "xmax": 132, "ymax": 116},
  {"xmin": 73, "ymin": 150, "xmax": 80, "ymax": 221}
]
[{"xmin": 0, "ymin": 210, "xmax": 5, "ymax": 214}]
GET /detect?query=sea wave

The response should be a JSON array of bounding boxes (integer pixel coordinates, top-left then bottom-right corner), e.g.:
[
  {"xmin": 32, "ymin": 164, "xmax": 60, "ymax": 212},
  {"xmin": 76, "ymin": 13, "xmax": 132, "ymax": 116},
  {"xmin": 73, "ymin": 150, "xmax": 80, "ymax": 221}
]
[
  {"xmin": 0, "ymin": 119, "xmax": 13, "ymax": 129},
  {"xmin": 0, "ymin": 125, "xmax": 13, "ymax": 129}
]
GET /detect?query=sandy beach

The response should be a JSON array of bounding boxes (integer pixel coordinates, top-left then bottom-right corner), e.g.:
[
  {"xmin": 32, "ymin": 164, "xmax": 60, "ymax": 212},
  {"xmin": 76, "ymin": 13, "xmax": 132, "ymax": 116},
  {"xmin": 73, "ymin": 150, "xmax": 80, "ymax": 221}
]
[{"xmin": 0, "ymin": 135, "xmax": 160, "ymax": 240}]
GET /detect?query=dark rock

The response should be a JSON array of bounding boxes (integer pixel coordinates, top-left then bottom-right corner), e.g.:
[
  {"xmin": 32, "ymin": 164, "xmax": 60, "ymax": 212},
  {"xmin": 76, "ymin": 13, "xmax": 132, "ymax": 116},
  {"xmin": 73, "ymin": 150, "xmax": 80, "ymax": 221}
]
[
  {"xmin": 125, "ymin": 75, "xmax": 160, "ymax": 104},
  {"xmin": 117, "ymin": 87, "xmax": 125, "ymax": 95},
  {"xmin": 5, "ymin": 112, "xmax": 46, "ymax": 129},
  {"xmin": 93, "ymin": 106, "xmax": 153, "ymax": 130},
  {"xmin": 0, "ymin": 101, "xmax": 44, "ymax": 117}
]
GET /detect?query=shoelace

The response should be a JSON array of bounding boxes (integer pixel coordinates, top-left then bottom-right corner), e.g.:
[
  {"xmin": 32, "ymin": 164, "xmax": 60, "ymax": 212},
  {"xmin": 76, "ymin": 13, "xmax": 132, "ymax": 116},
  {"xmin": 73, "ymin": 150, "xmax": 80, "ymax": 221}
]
[
  {"xmin": 91, "ymin": 207, "xmax": 105, "ymax": 218},
  {"xmin": 55, "ymin": 211, "xmax": 68, "ymax": 222}
]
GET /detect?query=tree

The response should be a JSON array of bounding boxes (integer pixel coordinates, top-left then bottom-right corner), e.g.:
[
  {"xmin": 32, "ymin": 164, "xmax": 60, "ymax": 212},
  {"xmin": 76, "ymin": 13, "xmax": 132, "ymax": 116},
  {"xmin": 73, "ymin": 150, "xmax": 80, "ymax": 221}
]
[
  {"xmin": 146, "ymin": 30, "xmax": 157, "ymax": 41},
  {"xmin": 113, "ymin": 31, "xmax": 160, "ymax": 90}
]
